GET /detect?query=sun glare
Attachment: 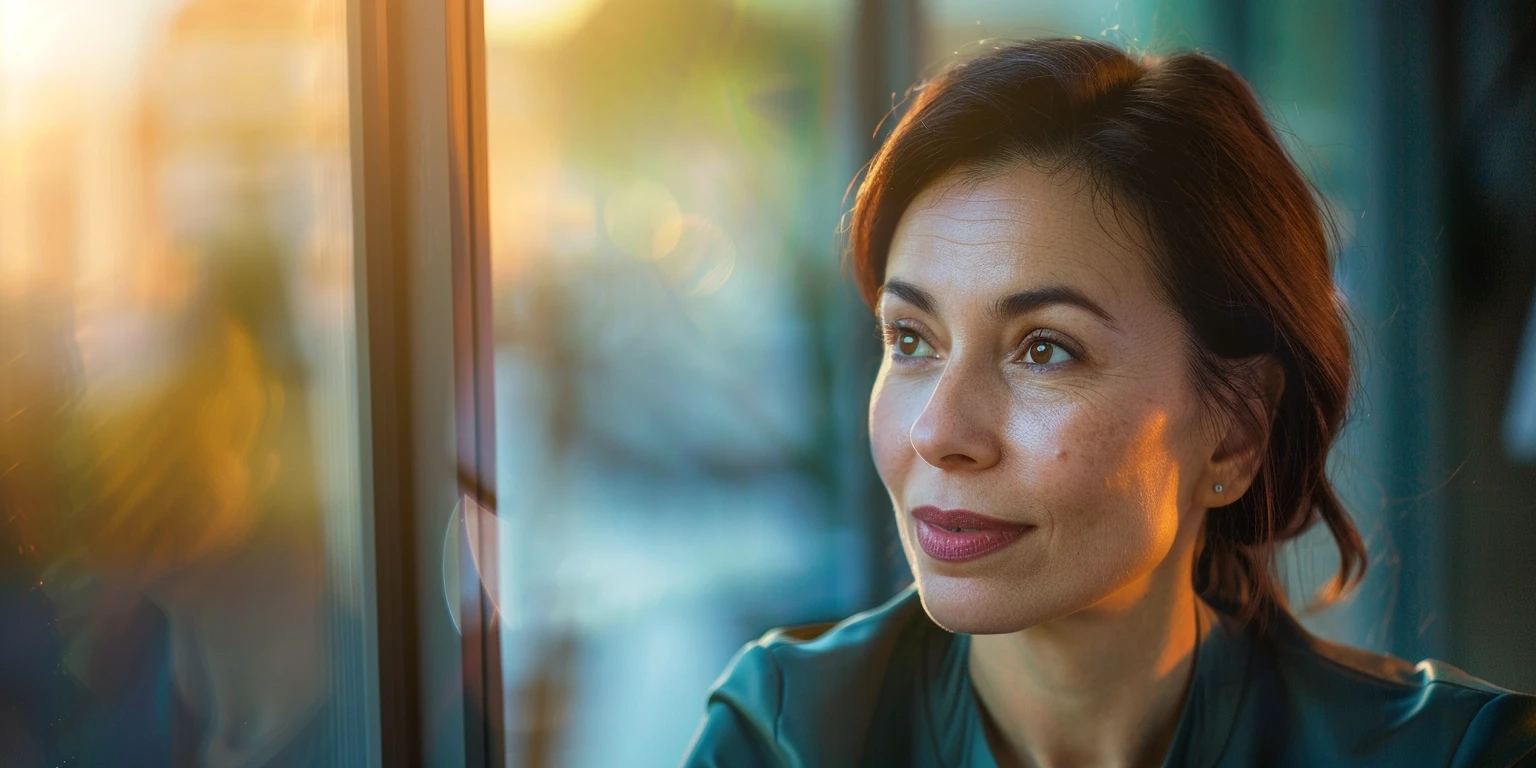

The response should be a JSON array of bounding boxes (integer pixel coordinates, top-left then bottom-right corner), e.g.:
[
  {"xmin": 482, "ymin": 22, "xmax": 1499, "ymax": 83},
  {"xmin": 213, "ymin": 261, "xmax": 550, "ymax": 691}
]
[{"xmin": 483, "ymin": 0, "xmax": 604, "ymax": 47}]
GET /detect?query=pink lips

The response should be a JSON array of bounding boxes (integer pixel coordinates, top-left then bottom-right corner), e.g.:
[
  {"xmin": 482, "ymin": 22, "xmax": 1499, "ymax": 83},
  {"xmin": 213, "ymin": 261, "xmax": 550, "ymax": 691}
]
[{"xmin": 911, "ymin": 506, "xmax": 1033, "ymax": 562}]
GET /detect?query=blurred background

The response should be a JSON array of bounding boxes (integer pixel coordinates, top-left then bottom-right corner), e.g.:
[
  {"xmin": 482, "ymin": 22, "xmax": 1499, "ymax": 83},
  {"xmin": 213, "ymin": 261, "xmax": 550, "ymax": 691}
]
[{"xmin": 1, "ymin": 0, "xmax": 1534, "ymax": 765}]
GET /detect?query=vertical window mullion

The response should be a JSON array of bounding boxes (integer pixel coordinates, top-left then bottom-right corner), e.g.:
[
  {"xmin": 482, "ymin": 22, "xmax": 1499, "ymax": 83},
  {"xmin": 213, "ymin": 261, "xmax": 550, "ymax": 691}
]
[
  {"xmin": 350, "ymin": 0, "xmax": 501, "ymax": 764},
  {"xmin": 348, "ymin": 0, "xmax": 420, "ymax": 763},
  {"xmin": 447, "ymin": 0, "xmax": 505, "ymax": 764}
]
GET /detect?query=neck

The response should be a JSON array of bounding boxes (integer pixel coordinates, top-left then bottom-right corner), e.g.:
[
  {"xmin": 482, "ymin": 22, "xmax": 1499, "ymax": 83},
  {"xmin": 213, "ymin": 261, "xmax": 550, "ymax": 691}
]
[{"xmin": 967, "ymin": 547, "xmax": 1205, "ymax": 768}]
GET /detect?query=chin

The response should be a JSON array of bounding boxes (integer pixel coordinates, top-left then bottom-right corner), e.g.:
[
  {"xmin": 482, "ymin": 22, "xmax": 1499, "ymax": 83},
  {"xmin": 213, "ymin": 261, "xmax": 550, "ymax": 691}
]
[{"xmin": 914, "ymin": 568, "xmax": 1082, "ymax": 635}]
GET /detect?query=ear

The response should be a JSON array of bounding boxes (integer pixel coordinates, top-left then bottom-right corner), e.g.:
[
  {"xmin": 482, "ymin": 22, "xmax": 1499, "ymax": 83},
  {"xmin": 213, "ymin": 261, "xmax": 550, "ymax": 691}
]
[{"xmin": 1195, "ymin": 355, "xmax": 1285, "ymax": 509}]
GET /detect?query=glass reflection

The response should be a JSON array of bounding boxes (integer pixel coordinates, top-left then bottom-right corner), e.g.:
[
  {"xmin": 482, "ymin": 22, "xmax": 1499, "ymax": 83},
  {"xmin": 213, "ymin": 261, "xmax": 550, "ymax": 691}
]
[
  {"xmin": 484, "ymin": 0, "xmax": 864, "ymax": 765},
  {"xmin": 0, "ymin": 0, "xmax": 368, "ymax": 764}
]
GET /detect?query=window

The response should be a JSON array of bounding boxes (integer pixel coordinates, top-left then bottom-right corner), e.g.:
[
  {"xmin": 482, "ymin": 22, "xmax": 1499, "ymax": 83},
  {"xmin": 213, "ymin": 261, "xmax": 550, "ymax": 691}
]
[
  {"xmin": 480, "ymin": 1, "xmax": 873, "ymax": 764},
  {"xmin": 0, "ymin": 0, "xmax": 371, "ymax": 763},
  {"xmin": 0, "ymin": 0, "xmax": 1496, "ymax": 764}
]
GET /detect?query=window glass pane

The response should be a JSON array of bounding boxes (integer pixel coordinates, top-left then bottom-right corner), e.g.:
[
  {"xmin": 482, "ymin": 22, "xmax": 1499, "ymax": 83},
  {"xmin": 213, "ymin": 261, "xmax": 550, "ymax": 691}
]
[
  {"xmin": 482, "ymin": 1, "xmax": 863, "ymax": 765},
  {"xmin": 0, "ymin": 0, "xmax": 372, "ymax": 763}
]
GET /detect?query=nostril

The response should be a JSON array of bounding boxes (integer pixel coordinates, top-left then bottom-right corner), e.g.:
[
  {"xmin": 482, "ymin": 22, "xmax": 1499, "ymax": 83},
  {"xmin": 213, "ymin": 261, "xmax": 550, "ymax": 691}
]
[{"xmin": 940, "ymin": 453, "xmax": 981, "ymax": 469}]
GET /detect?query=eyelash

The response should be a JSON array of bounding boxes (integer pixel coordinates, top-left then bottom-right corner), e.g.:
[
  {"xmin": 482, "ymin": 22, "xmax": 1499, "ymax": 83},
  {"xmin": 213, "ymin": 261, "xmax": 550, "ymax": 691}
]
[
  {"xmin": 876, "ymin": 321, "xmax": 1084, "ymax": 367},
  {"xmin": 876, "ymin": 320, "xmax": 921, "ymax": 349}
]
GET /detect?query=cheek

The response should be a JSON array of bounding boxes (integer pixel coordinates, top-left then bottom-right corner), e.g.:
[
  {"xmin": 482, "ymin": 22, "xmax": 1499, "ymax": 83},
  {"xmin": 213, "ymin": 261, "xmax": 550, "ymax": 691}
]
[
  {"xmin": 1023, "ymin": 403, "xmax": 1184, "ymax": 562},
  {"xmin": 868, "ymin": 372, "xmax": 918, "ymax": 488}
]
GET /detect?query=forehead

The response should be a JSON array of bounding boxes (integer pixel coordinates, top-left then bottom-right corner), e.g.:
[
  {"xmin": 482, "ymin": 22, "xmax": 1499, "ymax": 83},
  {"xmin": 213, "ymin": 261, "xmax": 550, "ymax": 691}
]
[{"xmin": 883, "ymin": 166, "xmax": 1154, "ymax": 310}]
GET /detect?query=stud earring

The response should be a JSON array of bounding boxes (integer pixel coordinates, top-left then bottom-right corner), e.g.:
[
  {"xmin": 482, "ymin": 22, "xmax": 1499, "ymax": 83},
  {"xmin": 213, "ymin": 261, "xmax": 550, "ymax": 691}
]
[{"xmin": 1213, "ymin": 483, "xmax": 1224, "ymax": 494}]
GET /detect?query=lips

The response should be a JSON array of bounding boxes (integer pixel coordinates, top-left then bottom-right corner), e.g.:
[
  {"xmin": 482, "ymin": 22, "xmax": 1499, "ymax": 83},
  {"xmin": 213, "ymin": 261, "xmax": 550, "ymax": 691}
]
[{"xmin": 911, "ymin": 506, "xmax": 1033, "ymax": 562}]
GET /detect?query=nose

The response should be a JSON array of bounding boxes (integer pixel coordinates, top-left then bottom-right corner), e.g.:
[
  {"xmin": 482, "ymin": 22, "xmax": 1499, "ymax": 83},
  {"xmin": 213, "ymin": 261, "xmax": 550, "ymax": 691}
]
[{"xmin": 909, "ymin": 358, "xmax": 1003, "ymax": 471}]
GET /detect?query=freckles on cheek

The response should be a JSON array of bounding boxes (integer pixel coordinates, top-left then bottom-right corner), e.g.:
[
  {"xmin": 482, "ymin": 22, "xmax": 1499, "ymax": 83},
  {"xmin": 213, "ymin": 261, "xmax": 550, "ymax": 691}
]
[
  {"xmin": 1002, "ymin": 401, "xmax": 1076, "ymax": 473},
  {"xmin": 1010, "ymin": 406, "xmax": 1123, "ymax": 515},
  {"xmin": 1093, "ymin": 409, "xmax": 1184, "ymax": 533}
]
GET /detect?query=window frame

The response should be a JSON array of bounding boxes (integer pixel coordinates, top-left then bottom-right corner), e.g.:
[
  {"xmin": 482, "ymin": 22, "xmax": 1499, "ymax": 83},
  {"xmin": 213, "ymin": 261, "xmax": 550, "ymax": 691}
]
[{"xmin": 348, "ymin": 0, "xmax": 503, "ymax": 764}]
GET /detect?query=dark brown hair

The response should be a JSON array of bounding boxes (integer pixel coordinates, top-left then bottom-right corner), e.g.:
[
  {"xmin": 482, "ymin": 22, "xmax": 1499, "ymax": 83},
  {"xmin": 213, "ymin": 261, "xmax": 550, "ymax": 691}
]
[{"xmin": 848, "ymin": 39, "xmax": 1365, "ymax": 625}]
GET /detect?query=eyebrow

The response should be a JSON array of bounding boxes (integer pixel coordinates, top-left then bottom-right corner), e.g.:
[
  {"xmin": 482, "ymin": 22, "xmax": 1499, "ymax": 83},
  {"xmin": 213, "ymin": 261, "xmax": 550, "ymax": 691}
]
[
  {"xmin": 880, "ymin": 279, "xmax": 939, "ymax": 315},
  {"xmin": 991, "ymin": 285, "xmax": 1119, "ymax": 329},
  {"xmin": 880, "ymin": 278, "xmax": 1119, "ymax": 330}
]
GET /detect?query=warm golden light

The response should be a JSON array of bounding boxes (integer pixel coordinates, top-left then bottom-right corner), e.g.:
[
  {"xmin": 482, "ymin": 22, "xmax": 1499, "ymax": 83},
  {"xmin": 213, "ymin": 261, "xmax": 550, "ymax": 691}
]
[{"xmin": 484, "ymin": 0, "xmax": 604, "ymax": 47}]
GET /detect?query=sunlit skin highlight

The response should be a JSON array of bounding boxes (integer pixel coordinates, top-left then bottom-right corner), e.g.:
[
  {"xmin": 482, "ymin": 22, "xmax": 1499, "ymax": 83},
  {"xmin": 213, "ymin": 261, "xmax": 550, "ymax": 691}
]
[{"xmin": 869, "ymin": 165, "xmax": 1277, "ymax": 767}]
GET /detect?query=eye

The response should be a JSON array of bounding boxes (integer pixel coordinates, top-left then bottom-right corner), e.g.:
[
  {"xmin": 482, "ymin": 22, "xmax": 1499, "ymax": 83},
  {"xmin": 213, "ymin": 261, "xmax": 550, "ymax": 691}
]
[
  {"xmin": 885, "ymin": 324, "xmax": 937, "ymax": 359},
  {"xmin": 1024, "ymin": 339, "xmax": 1074, "ymax": 365}
]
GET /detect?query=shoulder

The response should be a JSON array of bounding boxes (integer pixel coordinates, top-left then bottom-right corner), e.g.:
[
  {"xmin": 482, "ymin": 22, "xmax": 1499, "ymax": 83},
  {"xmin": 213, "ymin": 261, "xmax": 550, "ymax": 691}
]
[
  {"xmin": 681, "ymin": 587, "xmax": 936, "ymax": 767},
  {"xmin": 1252, "ymin": 617, "xmax": 1536, "ymax": 766}
]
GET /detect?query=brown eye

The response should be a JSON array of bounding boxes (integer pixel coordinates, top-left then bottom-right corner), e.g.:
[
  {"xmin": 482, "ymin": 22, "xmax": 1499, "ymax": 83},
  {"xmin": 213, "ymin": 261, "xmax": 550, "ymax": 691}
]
[
  {"xmin": 1025, "ymin": 340, "xmax": 1073, "ymax": 365},
  {"xmin": 890, "ymin": 329, "xmax": 935, "ymax": 358}
]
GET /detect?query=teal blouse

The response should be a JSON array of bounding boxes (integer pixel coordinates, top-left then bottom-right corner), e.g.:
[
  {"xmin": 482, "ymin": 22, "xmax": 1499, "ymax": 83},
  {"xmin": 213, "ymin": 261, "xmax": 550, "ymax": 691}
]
[{"xmin": 683, "ymin": 587, "xmax": 1536, "ymax": 767}]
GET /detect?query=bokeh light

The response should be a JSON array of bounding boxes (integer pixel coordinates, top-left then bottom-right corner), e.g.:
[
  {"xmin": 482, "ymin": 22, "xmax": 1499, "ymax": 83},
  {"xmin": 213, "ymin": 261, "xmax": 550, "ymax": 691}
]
[{"xmin": 601, "ymin": 179, "xmax": 682, "ymax": 261}]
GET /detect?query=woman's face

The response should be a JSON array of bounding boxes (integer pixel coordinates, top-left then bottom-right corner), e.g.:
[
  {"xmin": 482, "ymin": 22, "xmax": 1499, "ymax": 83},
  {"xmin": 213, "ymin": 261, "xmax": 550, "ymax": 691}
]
[{"xmin": 870, "ymin": 165, "xmax": 1220, "ymax": 634}]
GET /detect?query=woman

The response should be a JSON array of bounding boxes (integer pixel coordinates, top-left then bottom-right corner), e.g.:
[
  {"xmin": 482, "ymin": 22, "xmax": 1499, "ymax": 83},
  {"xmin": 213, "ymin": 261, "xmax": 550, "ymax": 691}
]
[{"xmin": 684, "ymin": 40, "xmax": 1536, "ymax": 767}]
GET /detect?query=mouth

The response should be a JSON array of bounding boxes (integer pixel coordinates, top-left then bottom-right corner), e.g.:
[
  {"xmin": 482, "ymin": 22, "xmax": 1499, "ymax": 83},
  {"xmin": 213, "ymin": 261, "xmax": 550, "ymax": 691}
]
[{"xmin": 910, "ymin": 506, "xmax": 1034, "ymax": 562}]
